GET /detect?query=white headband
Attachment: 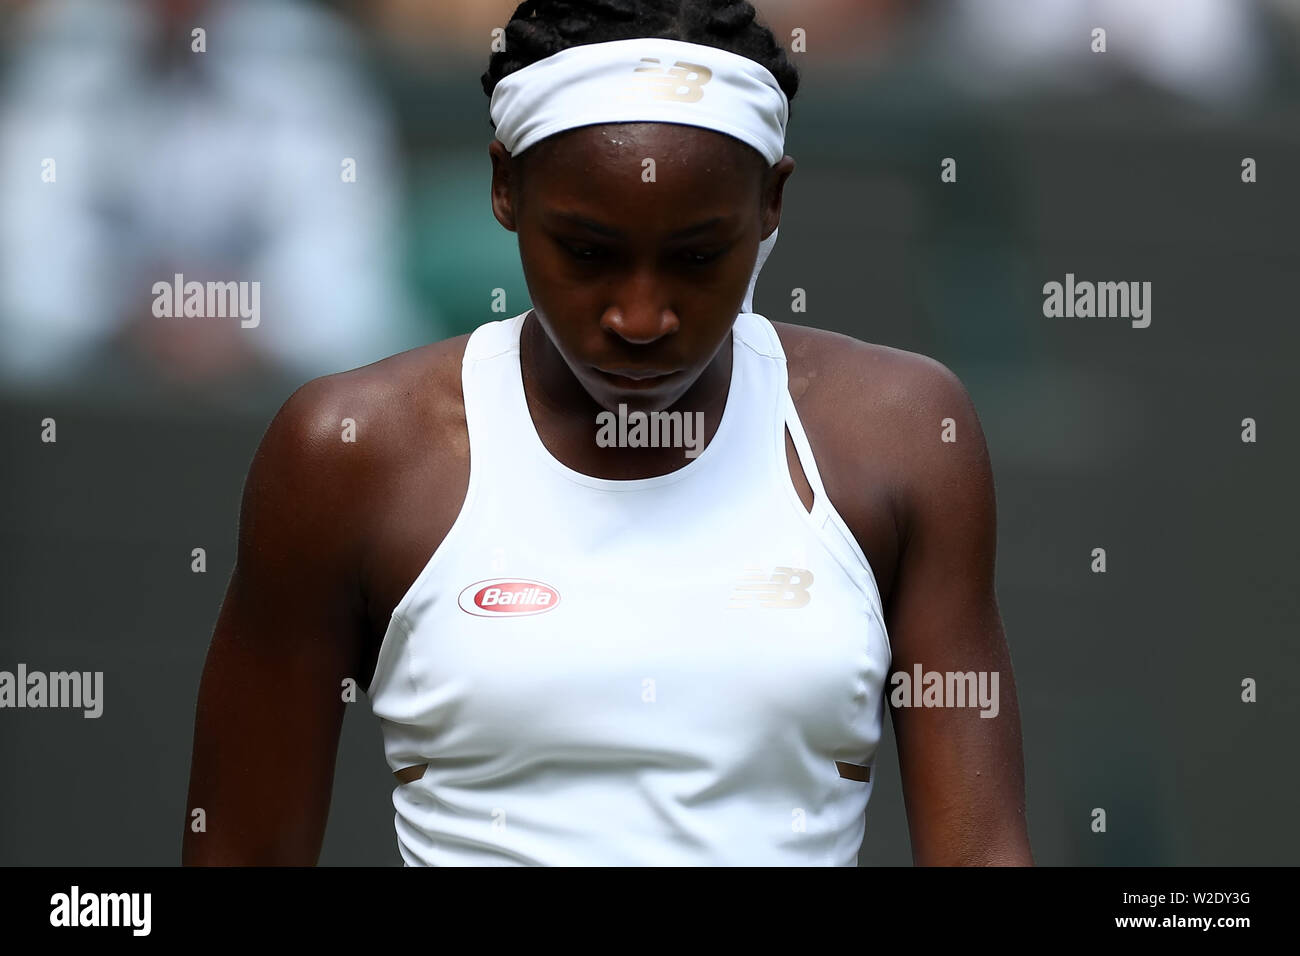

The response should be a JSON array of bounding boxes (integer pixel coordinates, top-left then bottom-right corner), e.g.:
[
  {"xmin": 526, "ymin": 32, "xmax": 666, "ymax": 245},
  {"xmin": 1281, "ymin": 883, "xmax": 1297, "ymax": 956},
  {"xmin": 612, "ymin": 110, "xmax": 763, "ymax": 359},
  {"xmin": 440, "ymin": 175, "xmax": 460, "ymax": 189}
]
[{"xmin": 489, "ymin": 37, "xmax": 789, "ymax": 314}]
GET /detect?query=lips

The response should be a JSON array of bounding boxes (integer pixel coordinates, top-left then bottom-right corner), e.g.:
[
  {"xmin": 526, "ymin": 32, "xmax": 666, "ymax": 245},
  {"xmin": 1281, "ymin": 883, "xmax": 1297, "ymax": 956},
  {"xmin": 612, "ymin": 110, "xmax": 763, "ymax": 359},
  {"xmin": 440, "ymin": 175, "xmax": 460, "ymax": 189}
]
[
  {"xmin": 594, "ymin": 365, "xmax": 679, "ymax": 380},
  {"xmin": 593, "ymin": 366, "xmax": 681, "ymax": 385}
]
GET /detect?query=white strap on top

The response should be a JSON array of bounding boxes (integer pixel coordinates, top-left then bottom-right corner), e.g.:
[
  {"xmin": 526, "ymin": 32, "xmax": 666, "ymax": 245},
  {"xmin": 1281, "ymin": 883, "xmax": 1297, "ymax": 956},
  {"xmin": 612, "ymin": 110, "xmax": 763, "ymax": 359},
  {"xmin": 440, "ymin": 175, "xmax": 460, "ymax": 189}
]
[{"xmin": 781, "ymin": 385, "xmax": 829, "ymax": 516}]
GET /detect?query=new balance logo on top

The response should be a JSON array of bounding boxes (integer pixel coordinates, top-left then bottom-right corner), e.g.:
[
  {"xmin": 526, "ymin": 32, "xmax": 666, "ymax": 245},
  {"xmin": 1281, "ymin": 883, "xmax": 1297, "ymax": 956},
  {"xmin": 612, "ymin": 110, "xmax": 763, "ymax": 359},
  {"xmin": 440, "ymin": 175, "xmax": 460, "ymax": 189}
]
[
  {"xmin": 728, "ymin": 567, "xmax": 813, "ymax": 609},
  {"xmin": 618, "ymin": 58, "xmax": 712, "ymax": 103}
]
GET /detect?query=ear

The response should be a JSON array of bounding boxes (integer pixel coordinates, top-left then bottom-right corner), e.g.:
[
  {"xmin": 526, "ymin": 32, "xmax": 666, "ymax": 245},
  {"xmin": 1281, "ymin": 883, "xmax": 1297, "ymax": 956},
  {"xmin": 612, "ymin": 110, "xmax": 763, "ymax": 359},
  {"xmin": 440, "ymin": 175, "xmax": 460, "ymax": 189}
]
[
  {"xmin": 760, "ymin": 155, "xmax": 795, "ymax": 241},
  {"xmin": 489, "ymin": 139, "xmax": 518, "ymax": 232}
]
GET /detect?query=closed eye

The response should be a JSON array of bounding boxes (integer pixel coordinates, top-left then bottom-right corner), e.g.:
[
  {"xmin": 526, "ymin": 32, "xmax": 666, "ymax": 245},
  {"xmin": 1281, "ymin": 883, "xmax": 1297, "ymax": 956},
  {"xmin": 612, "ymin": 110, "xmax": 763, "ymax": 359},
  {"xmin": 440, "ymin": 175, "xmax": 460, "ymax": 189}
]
[
  {"xmin": 557, "ymin": 240, "xmax": 729, "ymax": 266},
  {"xmin": 560, "ymin": 241, "xmax": 607, "ymax": 262},
  {"xmin": 683, "ymin": 248, "xmax": 726, "ymax": 266}
]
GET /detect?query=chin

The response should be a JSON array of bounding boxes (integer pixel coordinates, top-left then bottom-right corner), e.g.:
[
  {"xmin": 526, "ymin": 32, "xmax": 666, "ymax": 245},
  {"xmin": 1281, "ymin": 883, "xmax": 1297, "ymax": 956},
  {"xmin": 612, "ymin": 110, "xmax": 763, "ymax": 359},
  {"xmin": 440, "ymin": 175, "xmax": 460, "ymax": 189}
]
[{"xmin": 585, "ymin": 380, "xmax": 689, "ymax": 415}]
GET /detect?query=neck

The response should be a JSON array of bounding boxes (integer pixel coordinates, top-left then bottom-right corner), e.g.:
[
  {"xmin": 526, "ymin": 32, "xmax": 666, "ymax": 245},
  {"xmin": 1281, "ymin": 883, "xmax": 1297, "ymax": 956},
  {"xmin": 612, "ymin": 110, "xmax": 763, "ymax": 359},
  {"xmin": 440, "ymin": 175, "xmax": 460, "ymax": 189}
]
[
  {"xmin": 519, "ymin": 310, "xmax": 733, "ymax": 419},
  {"xmin": 518, "ymin": 310, "xmax": 735, "ymax": 474}
]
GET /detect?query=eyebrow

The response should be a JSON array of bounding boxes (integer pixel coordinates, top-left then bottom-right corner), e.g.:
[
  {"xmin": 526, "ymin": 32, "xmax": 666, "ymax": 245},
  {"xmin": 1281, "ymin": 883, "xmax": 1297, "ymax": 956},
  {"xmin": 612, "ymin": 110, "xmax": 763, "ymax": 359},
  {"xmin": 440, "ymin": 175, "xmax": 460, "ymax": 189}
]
[{"xmin": 545, "ymin": 211, "xmax": 728, "ymax": 240}]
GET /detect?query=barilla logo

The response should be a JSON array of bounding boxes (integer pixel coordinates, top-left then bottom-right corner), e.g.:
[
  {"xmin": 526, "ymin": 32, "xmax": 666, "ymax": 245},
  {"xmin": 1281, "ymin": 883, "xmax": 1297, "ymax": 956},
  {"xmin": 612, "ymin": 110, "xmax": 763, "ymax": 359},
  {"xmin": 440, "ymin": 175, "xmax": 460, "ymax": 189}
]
[{"xmin": 458, "ymin": 579, "xmax": 560, "ymax": 617}]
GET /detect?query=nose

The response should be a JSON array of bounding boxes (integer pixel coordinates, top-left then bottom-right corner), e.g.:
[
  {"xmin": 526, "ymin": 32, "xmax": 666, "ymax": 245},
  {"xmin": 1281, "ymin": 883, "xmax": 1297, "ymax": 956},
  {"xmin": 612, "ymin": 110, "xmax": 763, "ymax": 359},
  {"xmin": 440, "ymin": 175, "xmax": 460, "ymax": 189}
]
[
  {"xmin": 601, "ymin": 305, "xmax": 679, "ymax": 344},
  {"xmin": 599, "ymin": 270, "xmax": 680, "ymax": 344}
]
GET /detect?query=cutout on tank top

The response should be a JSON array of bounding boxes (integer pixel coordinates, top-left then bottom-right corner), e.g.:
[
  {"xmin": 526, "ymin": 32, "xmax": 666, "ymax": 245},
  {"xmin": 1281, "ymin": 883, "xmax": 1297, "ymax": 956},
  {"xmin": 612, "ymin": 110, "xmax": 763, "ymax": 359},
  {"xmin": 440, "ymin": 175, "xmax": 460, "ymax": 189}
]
[
  {"xmin": 394, "ymin": 763, "xmax": 428, "ymax": 785},
  {"xmin": 835, "ymin": 760, "xmax": 871, "ymax": 783},
  {"xmin": 785, "ymin": 425, "xmax": 814, "ymax": 513}
]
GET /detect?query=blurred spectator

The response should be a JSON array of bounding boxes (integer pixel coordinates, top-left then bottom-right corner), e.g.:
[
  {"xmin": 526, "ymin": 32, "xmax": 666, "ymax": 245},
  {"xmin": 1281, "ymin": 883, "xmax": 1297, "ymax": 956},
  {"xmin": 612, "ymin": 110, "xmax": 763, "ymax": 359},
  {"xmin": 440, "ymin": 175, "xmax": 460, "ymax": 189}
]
[
  {"xmin": 928, "ymin": 0, "xmax": 1269, "ymax": 104},
  {"xmin": 362, "ymin": 0, "xmax": 913, "ymax": 61},
  {"xmin": 0, "ymin": 0, "xmax": 430, "ymax": 391}
]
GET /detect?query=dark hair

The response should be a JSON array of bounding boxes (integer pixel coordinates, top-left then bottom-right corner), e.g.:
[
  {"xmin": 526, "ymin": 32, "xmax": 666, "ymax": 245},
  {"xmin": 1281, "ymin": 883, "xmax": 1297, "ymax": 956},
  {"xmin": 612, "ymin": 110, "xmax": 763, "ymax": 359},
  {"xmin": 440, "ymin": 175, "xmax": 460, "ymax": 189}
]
[{"xmin": 482, "ymin": 0, "xmax": 799, "ymax": 119}]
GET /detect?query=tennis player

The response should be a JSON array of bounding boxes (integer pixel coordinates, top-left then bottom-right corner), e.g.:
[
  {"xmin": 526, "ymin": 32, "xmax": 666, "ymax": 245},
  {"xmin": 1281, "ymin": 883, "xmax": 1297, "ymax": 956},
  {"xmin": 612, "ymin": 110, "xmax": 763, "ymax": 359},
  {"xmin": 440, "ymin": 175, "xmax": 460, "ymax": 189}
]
[{"xmin": 183, "ymin": 0, "xmax": 1032, "ymax": 867}]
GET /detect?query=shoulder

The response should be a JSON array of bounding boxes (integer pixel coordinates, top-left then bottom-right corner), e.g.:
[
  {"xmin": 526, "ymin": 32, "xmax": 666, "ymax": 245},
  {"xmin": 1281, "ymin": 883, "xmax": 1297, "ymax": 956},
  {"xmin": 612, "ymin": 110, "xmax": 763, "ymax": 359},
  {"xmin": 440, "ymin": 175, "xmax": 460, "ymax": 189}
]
[
  {"xmin": 770, "ymin": 321, "xmax": 993, "ymax": 540},
  {"xmin": 262, "ymin": 334, "xmax": 471, "ymax": 466},
  {"xmin": 242, "ymin": 334, "xmax": 472, "ymax": 541},
  {"xmin": 771, "ymin": 321, "xmax": 973, "ymax": 416}
]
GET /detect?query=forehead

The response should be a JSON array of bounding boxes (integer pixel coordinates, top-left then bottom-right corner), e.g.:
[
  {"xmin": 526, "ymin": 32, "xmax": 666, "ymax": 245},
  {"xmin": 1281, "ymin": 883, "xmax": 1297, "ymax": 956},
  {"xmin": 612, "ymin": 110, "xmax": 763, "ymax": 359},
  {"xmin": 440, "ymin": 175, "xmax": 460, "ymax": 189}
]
[{"xmin": 516, "ymin": 122, "xmax": 766, "ymax": 201}]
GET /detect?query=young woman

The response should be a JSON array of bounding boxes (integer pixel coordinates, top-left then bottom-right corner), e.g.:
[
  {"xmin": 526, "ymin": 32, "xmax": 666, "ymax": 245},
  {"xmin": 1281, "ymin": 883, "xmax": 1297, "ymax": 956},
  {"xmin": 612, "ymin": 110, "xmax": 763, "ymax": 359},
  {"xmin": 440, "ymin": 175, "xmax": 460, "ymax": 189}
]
[{"xmin": 183, "ymin": 0, "xmax": 1032, "ymax": 866}]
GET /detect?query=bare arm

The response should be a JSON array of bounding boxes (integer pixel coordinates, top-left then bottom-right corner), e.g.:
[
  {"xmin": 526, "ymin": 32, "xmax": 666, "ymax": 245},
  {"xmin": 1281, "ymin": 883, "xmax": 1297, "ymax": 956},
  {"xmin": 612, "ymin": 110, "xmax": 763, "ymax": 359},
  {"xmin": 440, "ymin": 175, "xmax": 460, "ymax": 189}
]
[
  {"xmin": 182, "ymin": 379, "xmax": 370, "ymax": 865},
  {"xmin": 885, "ymin": 359, "xmax": 1033, "ymax": 866}
]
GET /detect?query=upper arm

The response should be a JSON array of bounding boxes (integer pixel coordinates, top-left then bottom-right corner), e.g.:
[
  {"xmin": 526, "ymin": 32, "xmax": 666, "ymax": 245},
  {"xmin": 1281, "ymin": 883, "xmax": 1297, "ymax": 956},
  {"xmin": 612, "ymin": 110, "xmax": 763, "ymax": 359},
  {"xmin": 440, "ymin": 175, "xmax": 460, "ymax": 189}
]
[
  {"xmin": 884, "ymin": 357, "xmax": 1032, "ymax": 865},
  {"xmin": 182, "ymin": 378, "xmax": 371, "ymax": 865}
]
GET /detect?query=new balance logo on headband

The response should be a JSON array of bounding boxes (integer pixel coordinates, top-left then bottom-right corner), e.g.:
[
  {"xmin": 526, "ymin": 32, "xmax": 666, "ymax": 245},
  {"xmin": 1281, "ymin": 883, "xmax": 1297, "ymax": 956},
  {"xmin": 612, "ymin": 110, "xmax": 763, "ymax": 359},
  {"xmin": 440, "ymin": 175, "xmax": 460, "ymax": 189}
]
[{"xmin": 620, "ymin": 58, "xmax": 712, "ymax": 103}]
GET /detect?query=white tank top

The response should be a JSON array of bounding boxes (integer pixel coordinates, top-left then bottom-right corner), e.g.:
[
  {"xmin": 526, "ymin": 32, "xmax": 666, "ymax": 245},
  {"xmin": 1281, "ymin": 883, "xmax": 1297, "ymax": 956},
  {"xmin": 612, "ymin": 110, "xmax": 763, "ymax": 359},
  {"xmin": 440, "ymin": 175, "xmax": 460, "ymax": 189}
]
[{"xmin": 366, "ymin": 310, "xmax": 892, "ymax": 865}]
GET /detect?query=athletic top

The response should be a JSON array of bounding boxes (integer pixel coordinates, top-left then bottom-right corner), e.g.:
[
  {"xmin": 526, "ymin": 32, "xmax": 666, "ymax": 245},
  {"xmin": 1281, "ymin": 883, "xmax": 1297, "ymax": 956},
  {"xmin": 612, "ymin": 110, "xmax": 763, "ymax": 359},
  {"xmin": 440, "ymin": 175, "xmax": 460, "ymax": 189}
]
[{"xmin": 365, "ymin": 309, "xmax": 892, "ymax": 866}]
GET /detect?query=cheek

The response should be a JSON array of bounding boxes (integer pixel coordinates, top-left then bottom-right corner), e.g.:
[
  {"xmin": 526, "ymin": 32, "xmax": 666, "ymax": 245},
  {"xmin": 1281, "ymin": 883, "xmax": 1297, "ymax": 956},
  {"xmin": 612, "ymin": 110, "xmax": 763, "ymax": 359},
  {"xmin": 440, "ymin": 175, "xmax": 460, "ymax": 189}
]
[
  {"xmin": 518, "ymin": 230, "xmax": 571, "ymax": 281},
  {"xmin": 518, "ymin": 241, "xmax": 573, "ymax": 306},
  {"xmin": 523, "ymin": 259, "xmax": 600, "ymax": 315}
]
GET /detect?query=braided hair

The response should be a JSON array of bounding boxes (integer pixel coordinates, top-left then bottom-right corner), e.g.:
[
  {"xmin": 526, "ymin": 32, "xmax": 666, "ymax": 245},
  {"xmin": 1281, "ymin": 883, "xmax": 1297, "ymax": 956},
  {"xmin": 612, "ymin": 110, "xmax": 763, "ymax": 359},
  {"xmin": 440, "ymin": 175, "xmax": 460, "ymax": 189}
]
[{"xmin": 482, "ymin": 0, "xmax": 799, "ymax": 120}]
